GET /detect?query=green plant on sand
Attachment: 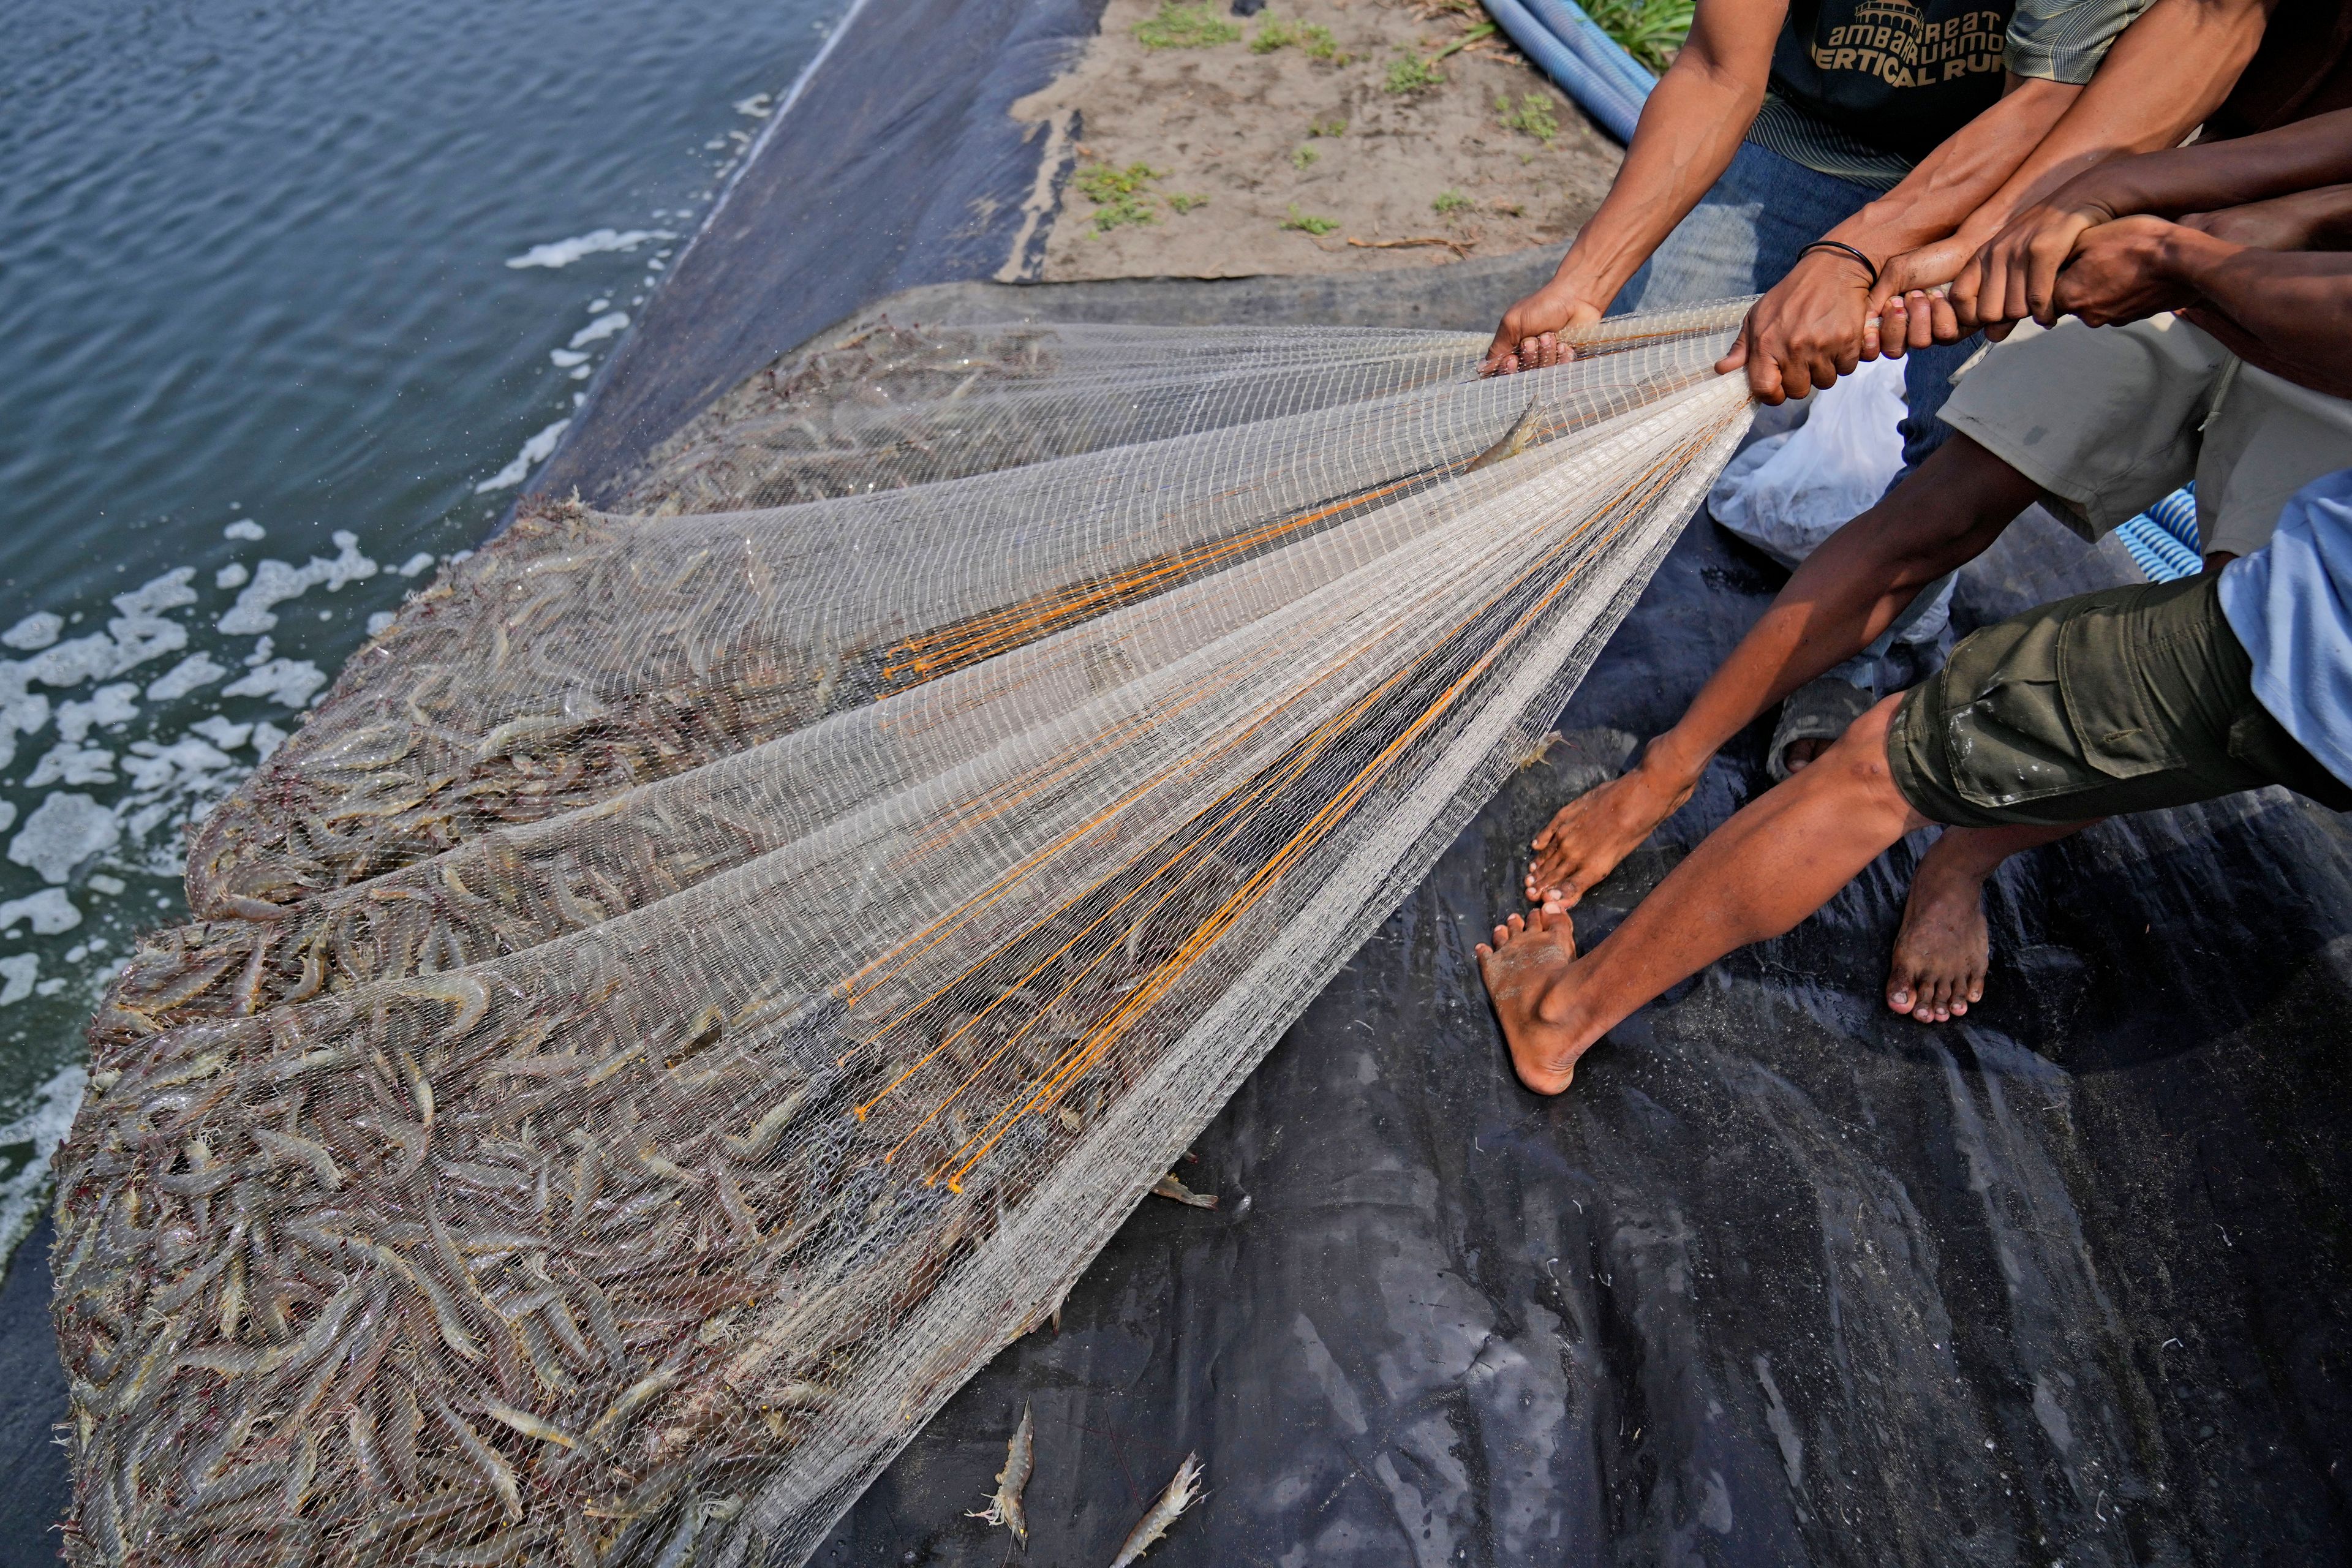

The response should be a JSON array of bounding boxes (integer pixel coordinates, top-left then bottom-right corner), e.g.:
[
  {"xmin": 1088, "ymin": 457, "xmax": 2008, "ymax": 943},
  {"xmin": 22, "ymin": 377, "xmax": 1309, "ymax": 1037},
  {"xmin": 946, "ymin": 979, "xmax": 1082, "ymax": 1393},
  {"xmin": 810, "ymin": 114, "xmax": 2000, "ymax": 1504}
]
[
  {"xmin": 1282, "ymin": 204, "xmax": 1340, "ymax": 235},
  {"xmin": 1583, "ymin": 0, "xmax": 1695, "ymax": 74},
  {"xmin": 1432, "ymin": 189, "xmax": 1471, "ymax": 217},
  {"xmin": 1136, "ymin": 1, "xmax": 1243, "ymax": 49},
  {"xmin": 1300, "ymin": 23, "xmax": 1344, "ymax": 60},
  {"xmin": 1497, "ymin": 91, "xmax": 1561, "ymax": 143},
  {"xmin": 1167, "ymin": 190, "xmax": 1211, "ymax": 213},
  {"xmin": 1293, "ymin": 145, "xmax": 1319, "ymax": 169},
  {"xmin": 1254, "ymin": 13, "xmax": 1346, "ymax": 61},
  {"xmin": 1075, "ymin": 162, "xmax": 1167, "ymax": 232},
  {"xmin": 1310, "ymin": 116, "xmax": 1348, "ymax": 137},
  {"xmin": 1385, "ymin": 50, "xmax": 1445, "ymax": 94}
]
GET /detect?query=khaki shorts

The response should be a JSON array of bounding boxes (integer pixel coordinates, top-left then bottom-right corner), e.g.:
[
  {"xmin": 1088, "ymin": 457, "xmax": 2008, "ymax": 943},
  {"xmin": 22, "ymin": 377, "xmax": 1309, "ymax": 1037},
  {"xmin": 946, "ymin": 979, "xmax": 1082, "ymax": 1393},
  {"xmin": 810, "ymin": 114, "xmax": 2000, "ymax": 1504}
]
[
  {"xmin": 1887, "ymin": 573, "xmax": 2352, "ymax": 829},
  {"xmin": 1937, "ymin": 314, "xmax": 2352, "ymax": 559}
]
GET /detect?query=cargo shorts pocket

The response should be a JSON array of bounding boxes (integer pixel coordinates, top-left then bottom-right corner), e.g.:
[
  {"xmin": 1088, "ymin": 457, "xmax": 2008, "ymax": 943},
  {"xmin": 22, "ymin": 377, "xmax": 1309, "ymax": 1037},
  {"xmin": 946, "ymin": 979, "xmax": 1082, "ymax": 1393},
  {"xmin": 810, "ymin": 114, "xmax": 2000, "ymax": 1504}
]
[
  {"xmin": 2052, "ymin": 587, "xmax": 2192, "ymax": 783},
  {"xmin": 1932, "ymin": 611, "xmax": 2103, "ymax": 813}
]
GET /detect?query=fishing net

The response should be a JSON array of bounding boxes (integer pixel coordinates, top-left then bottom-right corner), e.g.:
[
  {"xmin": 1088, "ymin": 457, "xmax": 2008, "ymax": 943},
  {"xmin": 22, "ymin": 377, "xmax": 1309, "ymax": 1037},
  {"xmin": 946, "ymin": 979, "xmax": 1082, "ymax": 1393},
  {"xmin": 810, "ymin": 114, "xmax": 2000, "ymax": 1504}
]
[{"xmin": 55, "ymin": 300, "xmax": 1754, "ymax": 1567}]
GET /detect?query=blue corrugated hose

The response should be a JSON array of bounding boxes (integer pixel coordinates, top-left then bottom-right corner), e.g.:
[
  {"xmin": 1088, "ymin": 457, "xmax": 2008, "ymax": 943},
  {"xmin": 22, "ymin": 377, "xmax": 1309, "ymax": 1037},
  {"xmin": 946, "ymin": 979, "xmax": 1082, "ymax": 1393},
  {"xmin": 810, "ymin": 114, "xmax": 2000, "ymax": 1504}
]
[
  {"xmin": 2116, "ymin": 484, "xmax": 2201, "ymax": 581},
  {"xmin": 1482, "ymin": 0, "xmax": 1651, "ymax": 143},
  {"xmin": 2147, "ymin": 483, "xmax": 2199, "ymax": 552},
  {"xmin": 1520, "ymin": 0, "xmax": 1657, "ymax": 104}
]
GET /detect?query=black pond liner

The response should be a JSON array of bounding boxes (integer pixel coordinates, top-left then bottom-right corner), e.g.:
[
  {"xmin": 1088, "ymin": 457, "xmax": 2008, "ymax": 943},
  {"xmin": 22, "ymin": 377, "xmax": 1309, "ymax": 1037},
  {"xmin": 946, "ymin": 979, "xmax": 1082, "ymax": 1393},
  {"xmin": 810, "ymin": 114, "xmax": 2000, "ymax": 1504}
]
[{"xmin": 12, "ymin": 1, "xmax": 2352, "ymax": 1563}]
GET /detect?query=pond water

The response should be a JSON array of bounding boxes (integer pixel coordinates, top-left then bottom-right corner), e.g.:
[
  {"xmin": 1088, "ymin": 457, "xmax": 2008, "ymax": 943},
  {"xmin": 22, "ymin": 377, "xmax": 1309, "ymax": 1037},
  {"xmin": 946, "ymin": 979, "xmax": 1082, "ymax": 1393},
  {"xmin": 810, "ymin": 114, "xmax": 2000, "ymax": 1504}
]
[{"xmin": 0, "ymin": 0, "xmax": 842, "ymax": 1271}]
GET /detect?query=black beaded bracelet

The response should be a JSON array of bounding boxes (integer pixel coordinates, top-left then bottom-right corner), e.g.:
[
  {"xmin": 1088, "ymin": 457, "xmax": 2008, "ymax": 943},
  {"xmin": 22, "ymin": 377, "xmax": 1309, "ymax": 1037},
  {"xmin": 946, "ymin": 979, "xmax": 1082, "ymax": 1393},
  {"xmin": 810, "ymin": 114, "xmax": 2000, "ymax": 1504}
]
[{"xmin": 1799, "ymin": 239, "xmax": 1879, "ymax": 291}]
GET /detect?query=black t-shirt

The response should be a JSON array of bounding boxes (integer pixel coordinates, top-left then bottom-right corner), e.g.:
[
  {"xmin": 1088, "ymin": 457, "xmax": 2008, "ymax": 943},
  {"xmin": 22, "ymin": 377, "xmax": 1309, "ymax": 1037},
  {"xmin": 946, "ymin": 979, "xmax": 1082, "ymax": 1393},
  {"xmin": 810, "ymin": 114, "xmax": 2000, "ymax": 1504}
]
[{"xmin": 1771, "ymin": 0, "xmax": 2016, "ymax": 162}]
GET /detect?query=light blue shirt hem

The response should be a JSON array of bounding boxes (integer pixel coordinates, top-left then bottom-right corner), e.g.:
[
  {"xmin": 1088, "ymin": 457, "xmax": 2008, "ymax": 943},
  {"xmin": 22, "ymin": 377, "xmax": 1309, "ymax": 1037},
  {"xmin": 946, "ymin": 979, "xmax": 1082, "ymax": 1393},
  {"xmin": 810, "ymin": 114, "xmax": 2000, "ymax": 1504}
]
[{"xmin": 2216, "ymin": 469, "xmax": 2352, "ymax": 792}]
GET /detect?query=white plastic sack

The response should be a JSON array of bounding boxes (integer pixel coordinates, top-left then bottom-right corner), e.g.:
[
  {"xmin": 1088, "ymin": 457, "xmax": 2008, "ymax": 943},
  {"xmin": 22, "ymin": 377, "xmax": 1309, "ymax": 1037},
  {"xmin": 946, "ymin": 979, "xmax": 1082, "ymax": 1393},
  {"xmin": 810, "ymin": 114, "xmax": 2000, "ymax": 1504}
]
[{"xmin": 1707, "ymin": 356, "xmax": 1949, "ymax": 643}]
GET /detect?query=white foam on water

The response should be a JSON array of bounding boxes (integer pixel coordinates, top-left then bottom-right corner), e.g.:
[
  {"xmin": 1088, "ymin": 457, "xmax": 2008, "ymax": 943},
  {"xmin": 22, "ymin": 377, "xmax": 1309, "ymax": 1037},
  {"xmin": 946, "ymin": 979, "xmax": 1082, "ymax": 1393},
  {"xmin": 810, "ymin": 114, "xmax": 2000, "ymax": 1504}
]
[
  {"xmin": 222, "ymin": 658, "xmax": 328, "ymax": 707},
  {"xmin": 0, "ymin": 956, "xmax": 35, "ymax": 1006},
  {"xmin": 550, "ymin": 349, "xmax": 589, "ymax": 368},
  {"xmin": 397, "ymin": 552, "xmax": 435, "ymax": 577},
  {"xmin": 2, "ymin": 614, "xmax": 62, "ymax": 652},
  {"xmin": 568, "ymin": 311, "xmax": 630, "ymax": 349},
  {"xmin": 25, "ymin": 745, "xmax": 118, "ymax": 788},
  {"xmin": 215, "ymin": 562, "xmax": 250, "ymax": 590},
  {"xmin": 56, "ymin": 683, "xmax": 140, "ymax": 743},
  {"xmin": 115, "ymin": 569, "xmax": 198, "ymax": 619},
  {"xmin": 0, "ymin": 889, "xmax": 79, "ymax": 935},
  {"xmin": 503, "ymin": 228, "xmax": 676, "ymax": 269},
  {"xmin": 189, "ymin": 716, "xmax": 252, "ymax": 748},
  {"xmin": 366, "ymin": 611, "xmax": 396, "ymax": 636},
  {"xmin": 217, "ymin": 533, "xmax": 379, "ymax": 635},
  {"xmin": 223, "ymin": 519, "xmax": 265, "ymax": 541},
  {"xmin": 475, "ymin": 417, "xmax": 571, "ymax": 493},
  {"xmin": 147, "ymin": 652, "xmax": 228, "ymax": 701},
  {"xmin": 9, "ymin": 794, "xmax": 122, "ymax": 883},
  {"xmin": 0, "ymin": 1060, "xmax": 89, "ymax": 1268}
]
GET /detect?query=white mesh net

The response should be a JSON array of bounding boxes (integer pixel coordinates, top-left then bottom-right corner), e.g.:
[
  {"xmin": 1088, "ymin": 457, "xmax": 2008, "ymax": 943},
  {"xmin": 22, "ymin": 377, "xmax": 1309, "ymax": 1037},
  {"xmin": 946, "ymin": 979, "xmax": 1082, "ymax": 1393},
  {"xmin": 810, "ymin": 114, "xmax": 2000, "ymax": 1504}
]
[{"xmin": 58, "ymin": 301, "xmax": 1754, "ymax": 1567}]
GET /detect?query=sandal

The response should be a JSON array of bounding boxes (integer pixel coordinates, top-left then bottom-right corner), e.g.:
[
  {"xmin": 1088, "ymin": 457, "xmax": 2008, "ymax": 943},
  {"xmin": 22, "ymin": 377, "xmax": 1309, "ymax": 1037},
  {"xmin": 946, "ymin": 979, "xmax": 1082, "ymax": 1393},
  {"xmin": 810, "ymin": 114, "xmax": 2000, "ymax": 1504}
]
[{"xmin": 1766, "ymin": 677, "xmax": 1874, "ymax": 783}]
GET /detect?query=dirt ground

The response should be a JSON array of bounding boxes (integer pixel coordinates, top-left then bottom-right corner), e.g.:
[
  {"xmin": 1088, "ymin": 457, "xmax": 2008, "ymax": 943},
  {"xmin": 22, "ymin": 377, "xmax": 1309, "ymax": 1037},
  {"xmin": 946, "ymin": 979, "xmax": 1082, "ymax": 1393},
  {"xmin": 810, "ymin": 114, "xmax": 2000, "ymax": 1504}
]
[{"xmin": 1012, "ymin": 0, "xmax": 1624, "ymax": 281}]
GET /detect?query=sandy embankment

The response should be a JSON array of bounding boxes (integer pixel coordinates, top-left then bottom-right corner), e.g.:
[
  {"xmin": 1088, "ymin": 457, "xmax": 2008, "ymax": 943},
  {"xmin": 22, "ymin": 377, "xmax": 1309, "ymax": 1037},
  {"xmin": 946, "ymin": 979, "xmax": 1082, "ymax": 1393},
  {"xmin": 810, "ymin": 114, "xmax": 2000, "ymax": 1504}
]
[{"xmin": 1015, "ymin": 0, "xmax": 1624, "ymax": 281}]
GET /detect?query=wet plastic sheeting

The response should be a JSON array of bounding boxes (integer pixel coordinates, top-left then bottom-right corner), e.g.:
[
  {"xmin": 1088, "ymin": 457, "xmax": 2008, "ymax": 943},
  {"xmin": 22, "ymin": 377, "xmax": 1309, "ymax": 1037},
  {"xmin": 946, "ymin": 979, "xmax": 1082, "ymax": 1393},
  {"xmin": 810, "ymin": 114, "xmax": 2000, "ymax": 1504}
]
[
  {"xmin": 531, "ymin": 0, "xmax": 1107, "ymax": 503},
  {"xmin": 815, "ymin": 503, "xmax": 2352, "ymax": 1565}
]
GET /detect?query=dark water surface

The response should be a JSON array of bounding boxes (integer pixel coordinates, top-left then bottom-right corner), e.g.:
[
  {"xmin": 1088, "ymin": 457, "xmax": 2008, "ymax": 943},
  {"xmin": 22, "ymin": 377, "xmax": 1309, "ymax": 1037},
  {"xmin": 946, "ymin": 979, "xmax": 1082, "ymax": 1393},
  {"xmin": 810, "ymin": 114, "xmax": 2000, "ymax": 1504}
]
[{"xmin": 0, "ymin": 0, "xmax": 842, "ymax": 1273}]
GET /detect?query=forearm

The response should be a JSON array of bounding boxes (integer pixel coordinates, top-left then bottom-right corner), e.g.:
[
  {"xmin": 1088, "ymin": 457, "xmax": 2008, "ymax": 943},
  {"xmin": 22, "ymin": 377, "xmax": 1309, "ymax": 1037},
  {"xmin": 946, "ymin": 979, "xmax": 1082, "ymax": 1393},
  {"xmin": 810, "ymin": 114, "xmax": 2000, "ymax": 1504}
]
[
  {"xmin": 1956, "ymin": 0, "xmax": 2267, "ymax": 240},
  {"xmin": 2094, "ymin": 110, "xmax": 2352, "ymax": 222},
  {"xmin": 1548, "ymin": 58, "xmax": 1766, "ymax": 304},
  {"xmin": 1828, "ymin": 79, "xmax": 2079, "ymax": 261},
  {"xmin": 2173, "ymin": 236, "xmax": 2352, "ymax": 397},
  {"xmin": 1649, "ymin": 468, "xmax": 2028, "ymax": 782}
]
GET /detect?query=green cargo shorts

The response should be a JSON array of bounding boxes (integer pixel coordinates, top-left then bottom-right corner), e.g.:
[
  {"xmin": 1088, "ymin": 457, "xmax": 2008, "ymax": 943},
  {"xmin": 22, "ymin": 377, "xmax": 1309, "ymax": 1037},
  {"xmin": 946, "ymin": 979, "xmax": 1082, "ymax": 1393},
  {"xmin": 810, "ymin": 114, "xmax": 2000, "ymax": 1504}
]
[{"xmin": 1887, "ymin": 572, "xmax": 2352, "ymax": 829}]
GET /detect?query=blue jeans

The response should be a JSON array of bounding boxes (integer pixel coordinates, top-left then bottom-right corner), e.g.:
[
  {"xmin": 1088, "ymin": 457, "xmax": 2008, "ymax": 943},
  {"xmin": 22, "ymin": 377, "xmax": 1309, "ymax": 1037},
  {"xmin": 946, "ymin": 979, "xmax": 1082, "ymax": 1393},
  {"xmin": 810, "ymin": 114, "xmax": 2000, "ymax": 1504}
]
[
  {"xmin": 1611, "ymin": 141, "xmax": 1977, "ymax": 479},
  {"xmin": 1616, "ymin": 140, "xmax": 1969, "ymax": 686}
]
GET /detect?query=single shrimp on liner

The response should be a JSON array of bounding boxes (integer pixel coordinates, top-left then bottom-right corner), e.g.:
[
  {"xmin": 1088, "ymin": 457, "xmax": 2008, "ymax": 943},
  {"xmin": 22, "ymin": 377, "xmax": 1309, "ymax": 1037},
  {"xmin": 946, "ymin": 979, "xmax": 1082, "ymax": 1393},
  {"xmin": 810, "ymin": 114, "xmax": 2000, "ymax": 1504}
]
[
  {"xmin": 969, "ymin": 1401, "xmax": 1035, "ymax": 1542},
  {"xmin": 1109, "ymin": 1452, "xmax": 1205, "ymax": 1566}
]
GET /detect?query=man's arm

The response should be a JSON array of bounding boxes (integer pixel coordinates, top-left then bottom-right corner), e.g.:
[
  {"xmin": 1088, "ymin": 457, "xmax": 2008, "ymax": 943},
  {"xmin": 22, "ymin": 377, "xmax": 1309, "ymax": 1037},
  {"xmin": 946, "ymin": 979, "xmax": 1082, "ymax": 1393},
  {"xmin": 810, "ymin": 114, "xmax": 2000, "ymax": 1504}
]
[
  {"xmin": 1874, "ymin": 0, "xmax": 2271, "ymax": 350},
  {"xmin": 1948, "ymin": 74, "xmax": 2352, "ymax": 336},
  {"xmin": 2185, "ymin": 183, "xmax": 2352, "ymax": 253},
  {"xmin": 2048, "ymin": 214, "xmax": 2352, "ymax": 396},
  {"xmin": 1735, "ymin": 0, "xmax": 2269, "ymax": 391},
  {"xmin": 1724, "ymin": 77, "xmax": 2080, "ymax": 401},
  {"xmin": 1483, "ymin": 0, "xmax": 1785, "ymax": 375}
]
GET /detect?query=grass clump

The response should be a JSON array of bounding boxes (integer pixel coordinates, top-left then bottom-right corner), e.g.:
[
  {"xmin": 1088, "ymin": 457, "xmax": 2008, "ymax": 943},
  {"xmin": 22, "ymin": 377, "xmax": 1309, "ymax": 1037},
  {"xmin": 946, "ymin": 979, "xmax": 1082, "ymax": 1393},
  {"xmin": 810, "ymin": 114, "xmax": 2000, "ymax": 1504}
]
[
  {"xmin": 1310, "ymin": 116, "xmax": 1348, "ymax": 137},
  {"xmin": 1136, "ymin": 1, "xmax": 1243, "ymax": 49},
  {"xmin": 1281, "ymin": 205, "xmax": 1340, "ymax": 235},
  {"xmin": 1250, "ymin": 12, "xmax": 1297, "ymax": 51},
  {"xmin": 1167, "ymin": 190, "xmax": 1210, "ymax": 213},
  {"xmin": 1254, "ymin": 13, "xmax": 1348, "ymax": 61},
  {"xmin": 1385, "ymin": 51, "xmax": 1445, "ymax": 93},
  {"xmin": 1497, "ymin": 91, "xmax": 1561, "ymax": 143},
  {"xmin": 1292, "ymin": 145, "xmax": 1319, "ymax": 169},
  {"xmin": 1584, "ymin": 0, "xmax": 1694, "ymax": 73},
  {"xmin": 1431, "ymin": 189, "xmax": 1471, "ymax": 216},
  {"xmin": 1074, "ymin": 162, "xmax": 1167, "ymax": 232}
]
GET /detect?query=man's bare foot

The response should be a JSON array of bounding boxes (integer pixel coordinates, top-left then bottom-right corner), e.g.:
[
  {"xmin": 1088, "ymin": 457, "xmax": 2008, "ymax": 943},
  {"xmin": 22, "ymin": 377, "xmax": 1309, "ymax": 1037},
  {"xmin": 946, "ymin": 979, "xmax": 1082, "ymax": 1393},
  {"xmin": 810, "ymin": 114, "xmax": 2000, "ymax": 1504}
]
[
  {"xmin": 1523, "ymin": 758, "xmax": 1695, "ymax": 907},
  {"xmin": 1476, "ymin": 908, "xmax": 1589, "ymax": 1095},
  {"xmin": 1885, "ymin": 846, "xmax": 1989, "ymax": 1023}
]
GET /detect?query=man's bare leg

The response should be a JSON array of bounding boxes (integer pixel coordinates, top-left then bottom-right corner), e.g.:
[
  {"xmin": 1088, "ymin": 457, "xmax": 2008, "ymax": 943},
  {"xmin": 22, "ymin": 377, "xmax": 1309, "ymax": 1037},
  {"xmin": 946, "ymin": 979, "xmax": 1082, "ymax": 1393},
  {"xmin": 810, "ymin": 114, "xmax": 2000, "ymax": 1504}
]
[
  {"xmin": 1523, "ymin": 437, "xmax": 2041, "ymax": 906},
  {"xmin": 1886, "ymin": 820, "xmax": 2092, "ymax": 1021},
  {"xmin": 1485, "ymin": 697, "xmax": 1929, "ymax": 1093}
]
